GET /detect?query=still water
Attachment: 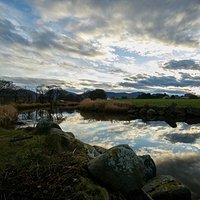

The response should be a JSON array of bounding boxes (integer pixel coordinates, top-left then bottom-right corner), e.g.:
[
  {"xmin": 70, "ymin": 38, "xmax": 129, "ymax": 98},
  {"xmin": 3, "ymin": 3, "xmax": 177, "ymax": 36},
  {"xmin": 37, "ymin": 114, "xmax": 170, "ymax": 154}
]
[{"xmin": 18, "ymin": 109, "xmax": 200, "ymax": 199}]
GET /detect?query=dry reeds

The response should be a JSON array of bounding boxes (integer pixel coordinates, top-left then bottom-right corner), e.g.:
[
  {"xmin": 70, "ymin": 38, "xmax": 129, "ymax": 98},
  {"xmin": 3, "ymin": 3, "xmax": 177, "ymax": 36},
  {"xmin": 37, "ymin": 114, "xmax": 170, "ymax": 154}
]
[
  {"xmin": 0, "ymin": 105, "xmax": 17, "ymax": 127},
  {"xmin": 14, "ymin": 103, "xmax": 51, "ymax": 111},
  {"xmin": 79, "ymin": 98, "xmax": 132, "ymax": 113}
]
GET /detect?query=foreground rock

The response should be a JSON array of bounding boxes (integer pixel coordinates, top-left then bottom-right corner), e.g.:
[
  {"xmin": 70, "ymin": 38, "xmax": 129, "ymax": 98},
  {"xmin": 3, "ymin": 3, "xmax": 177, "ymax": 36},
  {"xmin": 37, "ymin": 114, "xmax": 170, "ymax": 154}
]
[
  {"xmin": 139, "ymin": 155, "xmax": 156, "ymax": 182},
  {"xmin": 36, "ymin": 119, "xmax": 61, "ymax": 134},
  {"xmin": 143, "ymin": 175, "xmax": 191, "ymax": 200},
  {"xmin": 45, "ymin": 128, "xmax": 75, "ymax": 154},
  {"xmin": 88, "ymin": 144, "xmax": 156, "ymax": 193}
]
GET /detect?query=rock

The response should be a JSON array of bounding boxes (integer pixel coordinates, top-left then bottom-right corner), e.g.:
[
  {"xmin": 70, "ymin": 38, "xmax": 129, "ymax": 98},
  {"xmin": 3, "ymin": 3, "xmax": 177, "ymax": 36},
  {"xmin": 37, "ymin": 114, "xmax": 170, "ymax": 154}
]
[
  {"xmin": 84, "ymin": 144, "xmax": 103, "ymax": 158},
  {"xmin": 186, "ymin": 107, "xmax": 200, "ymax": 117},
  {"xmin": 88, "ymin": 144, "xmax": 146, "ymax": 193},
  {"xmin": 176, "ymin": 108, "xmax": 186, "ymax": 118},
  {"xmin": 45, "ymin": 128, "xmax": 75, "ymax": 154},
  {"xmin": 147, "ymin": 109, "xmax": 156, "ymax": 117},
  {"xmin": 93, "ymin": 145, "xmax": 107, "ymax": 154},
  {"xmin": 139, "ymin": 108, "xmax": 148, "ymax": 116},
  {"xmin": 164, "ymin": 103, "xmax": 177, "ymax": 117},
  {"xmin": 139, "ymin": 155, "xmax": 156, "ymax": 182},
  {"xmin": 128, "ymin": 109, "xmax": 139, "ymax": 115},
  {"xmin": 165, "ymin": 120, "xmax": 177, "ymax": 128},
  {"xmin": 143, "ymin": 175, "xmax": 191, "ymax": 200},
  {"xmin": 36, "ymin": 120, "xmax": 61, "ymax": 134},
  {"xmin": 125, "ymin": 189, "xmax": 154, "ymax": 200}
]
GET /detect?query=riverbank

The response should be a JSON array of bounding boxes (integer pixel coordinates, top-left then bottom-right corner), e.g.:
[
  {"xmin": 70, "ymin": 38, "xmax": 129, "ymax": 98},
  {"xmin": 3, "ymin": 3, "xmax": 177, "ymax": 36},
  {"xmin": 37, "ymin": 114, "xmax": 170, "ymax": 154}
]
[
  {"xmin": 0, "ymin": 99, "xmax": 199, "ymax": 128},
  {"xmin": 0, "ymin": 122, "xmax": 193, "ymax": 200}
]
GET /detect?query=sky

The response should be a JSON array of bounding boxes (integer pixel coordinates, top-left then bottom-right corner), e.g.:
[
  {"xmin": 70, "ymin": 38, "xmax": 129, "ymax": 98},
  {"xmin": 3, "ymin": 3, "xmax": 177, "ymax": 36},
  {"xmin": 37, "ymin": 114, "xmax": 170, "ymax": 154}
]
[{"xmin": 0, "ymin": 0, "xmax": 200, "ymax": 94}]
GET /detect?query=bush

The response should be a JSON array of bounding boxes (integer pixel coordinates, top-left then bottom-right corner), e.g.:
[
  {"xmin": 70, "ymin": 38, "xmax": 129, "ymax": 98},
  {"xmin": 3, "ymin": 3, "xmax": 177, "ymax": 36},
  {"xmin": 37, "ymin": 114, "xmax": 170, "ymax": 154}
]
[{"xmin": 0, "ymin": 105, "xmax": 17, "ymax": 127}]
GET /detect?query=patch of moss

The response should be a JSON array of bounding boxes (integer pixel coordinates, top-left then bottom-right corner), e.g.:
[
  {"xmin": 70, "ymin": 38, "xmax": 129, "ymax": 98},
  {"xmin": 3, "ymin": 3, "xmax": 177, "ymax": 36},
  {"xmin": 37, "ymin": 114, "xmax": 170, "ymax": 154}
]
[
  {"xmin": 74, "ymin": 177, "xmax": 109, "ymax": 200},
  {"xmin": 150, "ymin": 182, "xmax": 180, "ymax": 195}
]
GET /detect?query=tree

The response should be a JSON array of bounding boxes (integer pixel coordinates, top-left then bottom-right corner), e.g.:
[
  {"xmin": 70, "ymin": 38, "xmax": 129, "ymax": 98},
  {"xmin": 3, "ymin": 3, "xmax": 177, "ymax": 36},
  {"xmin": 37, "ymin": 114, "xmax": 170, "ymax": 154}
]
[
  {"xmin": 36, "ymin": 84, "xmax": 47, "ymax": 103},
  {"xmin": 0, "ymin": 80, "xmax": 20, "ymax": 103},
  {"xmin": 87, "ymin": 89, "xmax": 107, "ymax": 100},
  {"xmin": 0, "ymin": 80, "xmax": 16, "ymax": 90},
  {"xmin": 45, "ymin": 85, "xmax": 61, "ymax": 104}
]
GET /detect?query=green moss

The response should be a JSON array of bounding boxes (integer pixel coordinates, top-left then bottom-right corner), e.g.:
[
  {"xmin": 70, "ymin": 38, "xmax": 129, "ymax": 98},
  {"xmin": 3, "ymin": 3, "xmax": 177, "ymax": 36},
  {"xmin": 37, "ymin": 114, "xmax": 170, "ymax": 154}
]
[
  {"xmin": 109, "ymin": 148, "xmax": 118, "ymax": 160},
  {"xmin": 75, "ymin": 177, "xmax": 109, "ymax": 200},
  {"xmin": 150, "ymin": 182, "xmax": 180, "ymax": 196}
]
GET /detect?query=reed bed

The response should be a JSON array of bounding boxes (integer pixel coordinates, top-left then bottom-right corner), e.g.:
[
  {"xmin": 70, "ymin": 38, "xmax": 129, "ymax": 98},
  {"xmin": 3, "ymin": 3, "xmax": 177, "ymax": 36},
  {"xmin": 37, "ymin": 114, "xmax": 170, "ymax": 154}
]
[
  {"xmin": 0, "ymin": 105, "xmax": 17, "ymax": 127},
  {"xmin": 14, "ymin": 103, "xmax": 51, "ymax": 111},
  {"xmin": 79, "ymin": 98, "xmax": 132, "ymax": 113}
]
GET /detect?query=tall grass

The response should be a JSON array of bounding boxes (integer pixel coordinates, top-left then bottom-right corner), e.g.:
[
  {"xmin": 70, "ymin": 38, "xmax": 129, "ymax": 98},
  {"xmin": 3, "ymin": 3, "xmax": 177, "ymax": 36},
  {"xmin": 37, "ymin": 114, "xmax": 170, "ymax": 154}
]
[
  {"xmin": 79, "ymin": 99, "xmax": 131, "ymax": 113},
  {"xmin": 0, "ymin": 105, "xmax": 17, "ymax": 127},
  {"xmin": 14, "ymin": 103, "xmax": 51, "ymax": 110}
]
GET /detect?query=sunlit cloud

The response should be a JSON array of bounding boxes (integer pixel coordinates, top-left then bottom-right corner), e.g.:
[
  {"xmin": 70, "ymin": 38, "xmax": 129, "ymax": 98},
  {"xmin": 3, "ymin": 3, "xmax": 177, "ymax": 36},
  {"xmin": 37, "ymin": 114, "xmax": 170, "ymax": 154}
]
[{"xmin": 0, "ymin": 0, "xmax": 200, "ymax": 94}]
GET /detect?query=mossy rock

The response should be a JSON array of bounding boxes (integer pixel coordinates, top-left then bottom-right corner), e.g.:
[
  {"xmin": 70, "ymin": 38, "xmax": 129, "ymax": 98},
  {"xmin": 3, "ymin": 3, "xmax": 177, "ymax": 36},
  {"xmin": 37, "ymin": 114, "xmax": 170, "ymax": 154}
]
[
  {"xmin": 143, "ymin": 175, "xmax": 191, "ymax": 200},
  {"xmin": 74, "ymin": 177, "xmax": 109, "ymax": 200},
  {"xmin": 45, "ymin": 130, "xmax": 75, "ymax": 154},
  {"xmin": 35, "ymin": 120, "xmax": 61, "ymax": 135}
]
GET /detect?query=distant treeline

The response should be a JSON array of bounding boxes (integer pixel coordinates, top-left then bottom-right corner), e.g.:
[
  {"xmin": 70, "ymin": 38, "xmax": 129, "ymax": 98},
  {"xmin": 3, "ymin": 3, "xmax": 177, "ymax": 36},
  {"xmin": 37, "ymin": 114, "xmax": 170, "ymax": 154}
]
[
  {"xmin": 0, "ymin": 80, "xmax": 199, "ymax": 104},
  {"xmin": 0, "ymin": 80, "xmax": 107, "ymax": 104}
]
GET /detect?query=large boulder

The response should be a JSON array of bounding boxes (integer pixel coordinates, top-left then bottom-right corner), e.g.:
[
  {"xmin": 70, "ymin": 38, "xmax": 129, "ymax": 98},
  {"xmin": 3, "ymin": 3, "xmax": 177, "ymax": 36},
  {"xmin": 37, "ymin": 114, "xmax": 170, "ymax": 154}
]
[
  {"xmin": 143, "ymin": 175, "xmax": 191, "ymax": 200},
  {"xmin": 36, "ymin": 120, "xmax": 61, "ymax": 134},
  {"xmin": 45, "ymin": 128, "xmax": 75, "ymax": 154},
  {"xmin": 139, "ymin": 155, "xmax": 156, "ymax": 182},
  {"xmin": 88, "ymin": 145, "xmax": 148, "ymax": 193}
]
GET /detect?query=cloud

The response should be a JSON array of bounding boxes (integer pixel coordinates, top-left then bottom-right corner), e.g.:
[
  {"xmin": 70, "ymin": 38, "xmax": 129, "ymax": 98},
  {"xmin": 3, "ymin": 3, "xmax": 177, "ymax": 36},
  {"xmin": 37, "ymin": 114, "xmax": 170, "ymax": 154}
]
[
  {"xmin": 120, "ymin": 74, "xmax": 200, "ymax": 89},
  {"xmin": 165, "ymin": 133, "xmax": 200, "ymax": 143},
  {"xmin": 163, "ymin": 60, "xmax": 200, "ymax": 70},
  {"xmin": 0, "ymin": 18, "xmax": 29, "ymax": 45},
  {"xmin": 0, "ymin": 0, "xmax": 200, "ymax": 94},
  {"xmin": 29, "ymin": 0, "xmax": 200, "ymax": 47}
]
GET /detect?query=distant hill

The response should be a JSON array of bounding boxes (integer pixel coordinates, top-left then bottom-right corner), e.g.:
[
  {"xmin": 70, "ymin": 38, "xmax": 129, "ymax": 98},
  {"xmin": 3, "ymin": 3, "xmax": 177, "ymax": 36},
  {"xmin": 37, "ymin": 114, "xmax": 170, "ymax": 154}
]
[
  {"xmin": 81, "ymin": 89, "xmax": 107, "ymax": 100},
  {"xmin": 106, "ymin": 92, "xmax": 144, "ymax": 99},
  {"xmin": 0, "ymin": 88, "xmax": 36, "ymax": 103},
  {"xmin": 45, "ymin": 89, "xmax": 80, "ymax": 102}
]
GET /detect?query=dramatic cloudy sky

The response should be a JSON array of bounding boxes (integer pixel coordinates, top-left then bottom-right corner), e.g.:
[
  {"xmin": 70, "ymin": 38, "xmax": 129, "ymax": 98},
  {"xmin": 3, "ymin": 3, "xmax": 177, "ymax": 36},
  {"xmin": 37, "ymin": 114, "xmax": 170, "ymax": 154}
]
[{"xmin": 0, "ymin": 0, "xmax": 200, "ymax": 94}]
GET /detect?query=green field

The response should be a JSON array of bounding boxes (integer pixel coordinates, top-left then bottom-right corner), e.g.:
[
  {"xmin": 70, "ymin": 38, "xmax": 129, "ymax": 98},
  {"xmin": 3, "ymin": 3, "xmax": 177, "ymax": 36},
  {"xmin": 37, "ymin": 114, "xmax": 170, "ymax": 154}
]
[{"xmin": 115, "ymin": 99, "xmax": 200, "ymax": 108}]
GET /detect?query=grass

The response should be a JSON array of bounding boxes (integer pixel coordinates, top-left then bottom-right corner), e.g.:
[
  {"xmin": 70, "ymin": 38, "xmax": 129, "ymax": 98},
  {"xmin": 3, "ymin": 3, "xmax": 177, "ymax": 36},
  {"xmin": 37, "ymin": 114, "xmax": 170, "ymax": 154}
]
[
  {"xmin": 0, "ymin": 128, "xmax": 47, "ymax": 171},
  {"xmin": 0, "ymin": 105, "xmax": 17, "ymax": 127},
  {"xmin": 115, "ymin": 99, "xmax": 200, "ymax": 108},
  {"xmin": 0, "ymin": 127, "xmax": 125, "ymax": 199},
  {"xmin": 79, "ymin": 98, "xmax": 132, "ymax": 113}
]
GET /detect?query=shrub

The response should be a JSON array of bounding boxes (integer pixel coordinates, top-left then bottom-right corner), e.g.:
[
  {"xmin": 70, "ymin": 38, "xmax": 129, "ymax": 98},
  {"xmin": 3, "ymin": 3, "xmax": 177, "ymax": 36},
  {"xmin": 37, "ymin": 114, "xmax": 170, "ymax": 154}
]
[{"xmin": 0, "ymin": 105, "xmax": 17, "ymax": 127}]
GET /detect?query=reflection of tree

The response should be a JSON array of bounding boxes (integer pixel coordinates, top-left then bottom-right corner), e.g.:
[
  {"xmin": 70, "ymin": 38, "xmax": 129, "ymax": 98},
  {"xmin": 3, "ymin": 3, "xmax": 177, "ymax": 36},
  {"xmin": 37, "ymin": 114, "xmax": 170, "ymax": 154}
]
[{"xmin": 18, "ymin": 108, "xmax": 65, "ymax": 125}]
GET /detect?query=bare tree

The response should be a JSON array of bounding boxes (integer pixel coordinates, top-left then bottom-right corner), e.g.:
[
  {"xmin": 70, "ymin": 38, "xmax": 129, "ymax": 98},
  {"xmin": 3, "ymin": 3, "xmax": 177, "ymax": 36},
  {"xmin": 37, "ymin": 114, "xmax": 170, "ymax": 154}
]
[{"xmin": 36, "ymin": 84, "xmax": 47, "ymax": 103}]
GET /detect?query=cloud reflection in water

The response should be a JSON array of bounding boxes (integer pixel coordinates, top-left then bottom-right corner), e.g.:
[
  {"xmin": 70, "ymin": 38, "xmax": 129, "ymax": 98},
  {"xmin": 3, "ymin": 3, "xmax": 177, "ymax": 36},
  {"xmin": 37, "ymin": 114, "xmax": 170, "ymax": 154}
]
[{"xmin": 60, "ymin": 112, "xmax": 200, "ymax": 199}]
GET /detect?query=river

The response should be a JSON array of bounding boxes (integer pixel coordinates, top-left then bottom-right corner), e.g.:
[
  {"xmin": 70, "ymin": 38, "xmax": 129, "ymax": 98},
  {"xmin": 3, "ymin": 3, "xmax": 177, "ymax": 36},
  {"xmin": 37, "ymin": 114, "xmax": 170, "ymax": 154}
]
[{"xmin": 18, "ymin": 109, "xmax": 200, "ymax": 199}]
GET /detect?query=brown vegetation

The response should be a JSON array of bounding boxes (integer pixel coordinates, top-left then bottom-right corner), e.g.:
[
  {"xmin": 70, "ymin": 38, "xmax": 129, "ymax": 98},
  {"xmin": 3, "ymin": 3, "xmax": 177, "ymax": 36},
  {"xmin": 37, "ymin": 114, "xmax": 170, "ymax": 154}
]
[
  {"xmin": 79, "ymin": 98, "xmax": 132, "ymax": 113},
  {"xmin": 0, "ymin": 105, "xmax": 17, "ymax": 127},
  {"xmin": 14, "ymin": 102, "xmax": 51, "ymax": 111}
]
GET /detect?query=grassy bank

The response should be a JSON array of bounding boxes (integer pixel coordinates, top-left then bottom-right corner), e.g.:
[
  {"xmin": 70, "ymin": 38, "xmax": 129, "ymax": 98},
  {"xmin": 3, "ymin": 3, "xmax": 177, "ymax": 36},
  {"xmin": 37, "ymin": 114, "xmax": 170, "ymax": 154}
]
[
  {"xmin": 0, "ymin": 127, "xmax": 120, "ymax": 199},
  {"xmin": 0, "ymin": 105, "xmax": 17, "ymax": 127},
  {"xmin": 115, "ymin": 99, "xmax": 200, "ymax": 108}
]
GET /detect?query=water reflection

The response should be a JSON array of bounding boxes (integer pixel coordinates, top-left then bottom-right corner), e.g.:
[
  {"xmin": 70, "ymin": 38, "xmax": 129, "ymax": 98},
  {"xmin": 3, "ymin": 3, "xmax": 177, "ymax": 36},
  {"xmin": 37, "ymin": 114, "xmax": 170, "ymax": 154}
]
[
  {"xmin": 155, "ymin": 153, "xmax": 200, "ymax": 200},
  {"xmin": 17, "ymin": 108, "xmax": 69, "ymax": 127},
  {"xmin": 58, "ymin": 112, "xmax": 200, "ymax": 155},
  {"xmin": 165, "ymin": 133, "xmax": 200, "ymax": 143},
  {"xmin": 18, "ymin": 109, "xmax": 200, "ymax": 199}
]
